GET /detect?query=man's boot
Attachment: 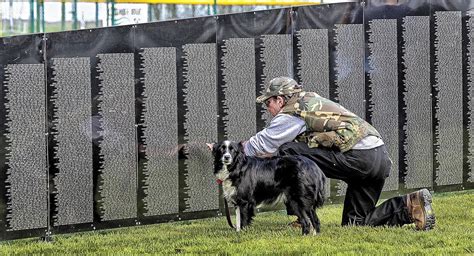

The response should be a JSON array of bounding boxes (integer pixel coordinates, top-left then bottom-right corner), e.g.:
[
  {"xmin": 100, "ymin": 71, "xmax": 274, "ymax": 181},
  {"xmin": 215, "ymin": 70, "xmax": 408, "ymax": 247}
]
[
  {"xmin": 406, "ymin": 188, "xmax": 436, "ymax": 230},
  {"xmin": 288, "ymin": 217, "xmax": 302, "ymax": 228}
]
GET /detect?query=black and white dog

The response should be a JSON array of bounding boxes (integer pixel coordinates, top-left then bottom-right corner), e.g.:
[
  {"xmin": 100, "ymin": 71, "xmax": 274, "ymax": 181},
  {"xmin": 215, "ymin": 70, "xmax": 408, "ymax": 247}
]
[{"xmin": 207, "ymin": 140, "xmax": 326, "ymax": 235}]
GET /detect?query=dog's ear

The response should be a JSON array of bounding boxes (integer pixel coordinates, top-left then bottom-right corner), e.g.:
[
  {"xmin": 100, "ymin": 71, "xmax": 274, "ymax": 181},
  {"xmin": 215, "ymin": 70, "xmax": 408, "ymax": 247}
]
[{"xmin": 206, "ymin": 143, "xmax": 215, "ymax": 151}]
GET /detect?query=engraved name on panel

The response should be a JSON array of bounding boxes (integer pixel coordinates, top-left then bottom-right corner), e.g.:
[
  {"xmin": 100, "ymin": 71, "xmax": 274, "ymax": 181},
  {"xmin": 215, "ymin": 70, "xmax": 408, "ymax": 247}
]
[
  {"xmin": 367, "ymin": 19, "xmax": 399, "ymax": 191},
  {"xmin": 4, "ymin": 64, "xmax": 48, "ymax": 231},
  {"xmin": 221, "ymin": 38, "xmax": 257, "ymax": 141},
  {"xmin": 433, "ymin": 11, "xmax": 463, "ymax": 186},
  {"xmin": 51, "ymin": 57, "xmax": 94, "ymax": 226},
  {"xmin": 96, "ymin": 53, "xmax": 137, "ymax": 221},
  {"xmin": 296, "ymin": 29, "xmax": 329, "ymax": 98},
  {"xmin": 402, "ymin": 16, "xmax": 433, "ymax": 189},
  {"xmin": 182, "ymin": 43, "xmax": 219, "ymax": 212},
  {"xmin": 139, "ymin": 47, "xmax": 179, "ymax": 216}
]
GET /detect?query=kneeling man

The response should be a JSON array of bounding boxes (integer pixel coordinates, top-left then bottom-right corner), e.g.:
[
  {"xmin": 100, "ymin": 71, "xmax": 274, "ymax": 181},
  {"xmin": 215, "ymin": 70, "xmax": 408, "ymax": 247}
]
[{"xmin": 242, "ymin": 77, "xmax": 435, "ymax": 230}]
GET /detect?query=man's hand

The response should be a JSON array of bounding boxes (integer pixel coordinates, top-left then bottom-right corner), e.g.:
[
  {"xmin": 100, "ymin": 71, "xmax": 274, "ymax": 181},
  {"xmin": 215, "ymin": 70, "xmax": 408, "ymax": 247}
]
[
  {"xmin": 255, "ymin": 152, "xmax": 274, "ymax": 158},
  {"xmin": 206, "ymin": 143, "xmax": 214, "ymax": 151}
]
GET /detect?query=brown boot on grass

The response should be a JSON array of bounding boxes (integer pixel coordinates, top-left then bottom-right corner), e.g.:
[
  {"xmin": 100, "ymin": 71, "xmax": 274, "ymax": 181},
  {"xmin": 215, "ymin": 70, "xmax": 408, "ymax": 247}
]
[
  {"xmin": 288, "ymin": 218, "xmax": 302, "ymax": 228},
  {"xmin": 406, "ymin": 188, "xmax": 436, "ymax": 231}
]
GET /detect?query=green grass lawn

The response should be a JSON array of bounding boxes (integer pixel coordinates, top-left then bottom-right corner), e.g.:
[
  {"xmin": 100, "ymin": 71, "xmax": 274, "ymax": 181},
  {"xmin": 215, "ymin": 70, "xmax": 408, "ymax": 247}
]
[{"xmin": 0, "ymin": 190, "xmax": 473, "ymax": 255}]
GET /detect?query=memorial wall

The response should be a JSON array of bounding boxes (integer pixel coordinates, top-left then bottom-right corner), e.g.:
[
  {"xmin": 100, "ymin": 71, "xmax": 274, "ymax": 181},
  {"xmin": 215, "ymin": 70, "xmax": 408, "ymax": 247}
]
[{"xmin": 0, "ymin": 0, "xmax": 472, "ymax": 240}]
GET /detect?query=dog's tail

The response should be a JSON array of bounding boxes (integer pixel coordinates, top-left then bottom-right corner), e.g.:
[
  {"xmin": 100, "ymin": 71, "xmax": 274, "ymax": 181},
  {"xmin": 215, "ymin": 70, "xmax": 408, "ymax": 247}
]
[
  {"xmin": 310, "ymin": 160, "xmax": 326, "ymax": 209},
  {"xmin": 314, "ymin": 179, "xmax": 326, "ymax": 209},
  {"xmin": 292, "ymin": 156, "xmax": 326, "ymax": 209}
]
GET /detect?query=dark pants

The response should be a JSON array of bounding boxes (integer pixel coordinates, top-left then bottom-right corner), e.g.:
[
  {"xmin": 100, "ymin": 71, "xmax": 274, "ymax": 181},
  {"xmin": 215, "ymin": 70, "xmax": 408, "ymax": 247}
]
[{"xmin": 278, "ymin": 142, "xmax": 412, "ymax": 226}]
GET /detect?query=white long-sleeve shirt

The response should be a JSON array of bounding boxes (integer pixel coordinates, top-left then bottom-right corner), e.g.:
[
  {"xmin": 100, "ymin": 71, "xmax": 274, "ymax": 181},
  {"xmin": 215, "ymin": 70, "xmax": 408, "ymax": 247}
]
[
  {"xmin": 244, "ymin": 113, "xmax": 306, "ymax": 156},
  {"xmin": 243, "ymin": 113, "xmax": 384, "ymax": 157}
]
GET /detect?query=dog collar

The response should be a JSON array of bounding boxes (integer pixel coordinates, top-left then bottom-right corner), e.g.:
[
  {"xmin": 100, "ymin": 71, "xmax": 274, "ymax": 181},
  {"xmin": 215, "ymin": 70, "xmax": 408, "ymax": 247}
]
[{"xmin": 216, "ymin": 179, "xmax": 223, "ymax": 185}]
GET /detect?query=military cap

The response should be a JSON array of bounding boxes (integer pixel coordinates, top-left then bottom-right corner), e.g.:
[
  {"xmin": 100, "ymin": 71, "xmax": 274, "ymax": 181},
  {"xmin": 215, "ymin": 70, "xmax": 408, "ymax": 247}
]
[{"xmin": 256, "ymin": 76, "xmax": 302, "ymax": 103}]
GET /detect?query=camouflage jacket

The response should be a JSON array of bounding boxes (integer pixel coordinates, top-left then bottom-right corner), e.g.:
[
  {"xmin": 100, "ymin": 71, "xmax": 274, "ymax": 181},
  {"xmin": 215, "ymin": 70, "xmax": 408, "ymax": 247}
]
[{"xmin": 280, "ymin": 91, "xmax": 381, "ymax": 152}]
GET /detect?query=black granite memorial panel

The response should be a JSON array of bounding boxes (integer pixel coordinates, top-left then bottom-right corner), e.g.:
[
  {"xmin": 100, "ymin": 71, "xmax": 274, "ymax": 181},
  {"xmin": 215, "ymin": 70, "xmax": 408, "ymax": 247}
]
[
  {"xmin": 430, "ymin": 4, "xmax": 463, "ymax": 191},
  {"xmin": 402, "ymin": 14, "xmax": 432, "ymax": 190},
  {"xmin": 466, "ymin": 9, "xmax": 474, "ymax": 190},
  {"xmin": 50, "ymin": 57, "xmax": 94, "ymax": 226},
  {"xmin": 138, "ymin": 47, "xmax": 179, "ymax": 217},
  {"xmin": 0, "ymin": 34, "xmax": 47, "ymax": 240}
]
